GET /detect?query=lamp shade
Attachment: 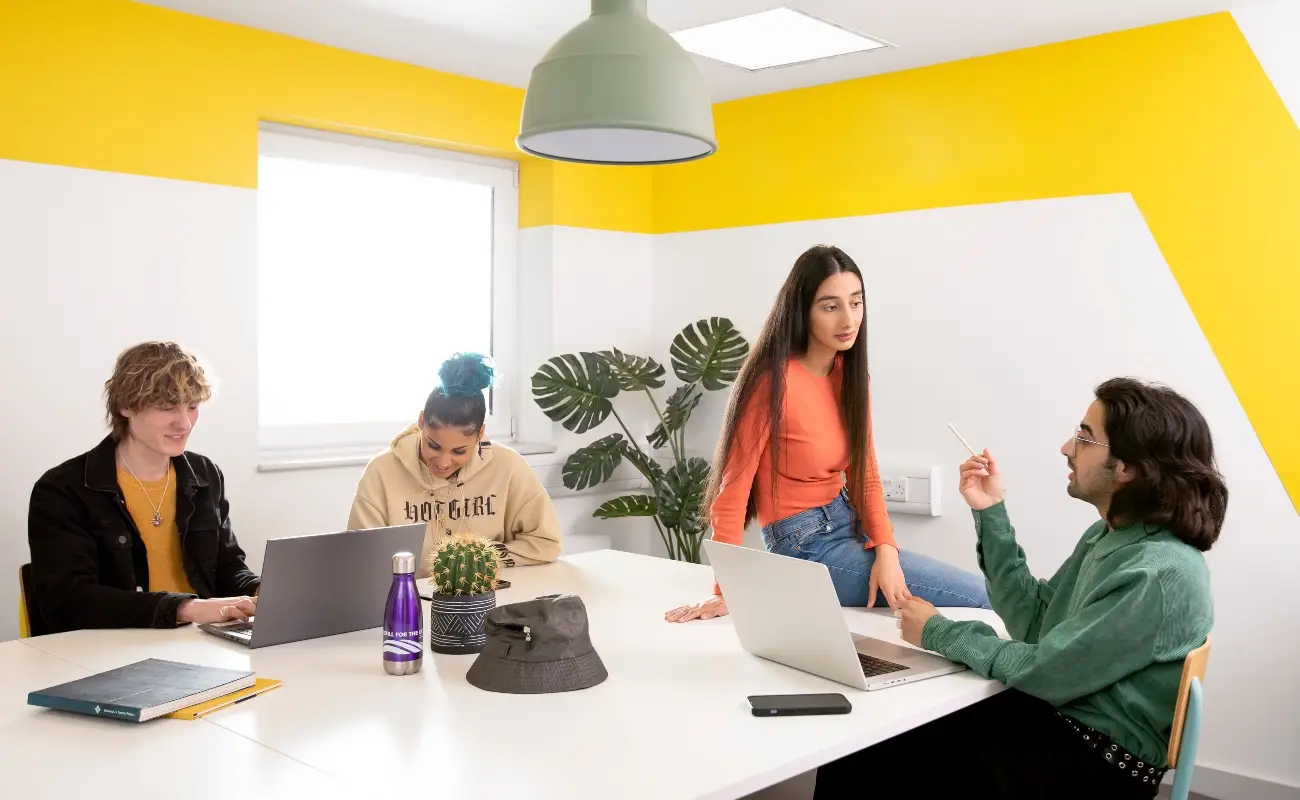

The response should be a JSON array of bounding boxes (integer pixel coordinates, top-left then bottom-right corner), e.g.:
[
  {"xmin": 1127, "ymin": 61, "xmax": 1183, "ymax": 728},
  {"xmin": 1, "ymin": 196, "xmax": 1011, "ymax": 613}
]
[{"xmin": 517, "ymin": 0, "xmax": 717, "ymax": 166}]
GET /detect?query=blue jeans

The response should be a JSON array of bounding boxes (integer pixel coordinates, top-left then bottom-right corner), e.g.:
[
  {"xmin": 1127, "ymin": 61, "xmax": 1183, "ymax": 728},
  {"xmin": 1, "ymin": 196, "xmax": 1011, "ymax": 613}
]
[{"xmin": 761, "ymin": 491, "xmax": 991, "ymax": 608}]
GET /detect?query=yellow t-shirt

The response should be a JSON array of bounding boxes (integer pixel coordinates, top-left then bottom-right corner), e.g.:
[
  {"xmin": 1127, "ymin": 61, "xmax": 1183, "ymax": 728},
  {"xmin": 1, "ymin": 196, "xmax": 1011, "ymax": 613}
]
[{"xmin": 118, "ymin": 465, "xmax": 195, "ymax": 595}]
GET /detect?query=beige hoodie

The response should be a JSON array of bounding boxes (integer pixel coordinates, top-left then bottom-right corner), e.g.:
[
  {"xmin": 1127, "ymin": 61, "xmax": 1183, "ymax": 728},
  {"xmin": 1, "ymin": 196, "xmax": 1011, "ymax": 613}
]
[{"xmin": 347, "ymin": 424, "xmax": 562, "ymax": 578}]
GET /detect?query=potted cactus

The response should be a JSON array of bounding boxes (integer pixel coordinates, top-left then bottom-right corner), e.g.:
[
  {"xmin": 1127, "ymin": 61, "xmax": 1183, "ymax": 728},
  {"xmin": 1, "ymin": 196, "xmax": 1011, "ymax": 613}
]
[{"xmin": 425, "ymin": 533, "xmax": 503, "ymax": 655}]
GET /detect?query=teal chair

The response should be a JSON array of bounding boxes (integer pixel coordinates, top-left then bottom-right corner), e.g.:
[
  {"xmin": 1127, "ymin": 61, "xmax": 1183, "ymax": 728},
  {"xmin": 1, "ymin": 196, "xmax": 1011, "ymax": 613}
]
[{"xmin": 1167, "ymin": 635, "xmax": 1211, "ymax": 800}]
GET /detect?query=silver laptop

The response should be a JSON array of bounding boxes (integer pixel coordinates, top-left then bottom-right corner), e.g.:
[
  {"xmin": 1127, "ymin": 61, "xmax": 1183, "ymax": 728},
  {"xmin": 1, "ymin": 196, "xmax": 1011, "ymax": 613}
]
[
  {"xmin": 703, "ymin": 539, "xmax": 967, "ymax": 691},
  {"xmin": 200, "ymin": 523, "xmax": 426, "ymax": 649}
]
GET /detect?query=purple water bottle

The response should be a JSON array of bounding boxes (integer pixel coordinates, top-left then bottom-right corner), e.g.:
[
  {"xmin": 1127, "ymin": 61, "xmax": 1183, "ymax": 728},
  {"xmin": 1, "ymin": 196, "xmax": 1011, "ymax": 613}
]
[{"xmin": 383, "ymin": 551, "xmax": 423, "ymax": 675}]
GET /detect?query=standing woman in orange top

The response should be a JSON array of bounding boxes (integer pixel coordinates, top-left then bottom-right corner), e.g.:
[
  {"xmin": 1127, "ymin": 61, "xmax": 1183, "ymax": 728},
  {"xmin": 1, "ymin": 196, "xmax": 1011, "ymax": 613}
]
[{"xmin": 666, "ymin": 245, "xmax": 989, "ymax": 623}]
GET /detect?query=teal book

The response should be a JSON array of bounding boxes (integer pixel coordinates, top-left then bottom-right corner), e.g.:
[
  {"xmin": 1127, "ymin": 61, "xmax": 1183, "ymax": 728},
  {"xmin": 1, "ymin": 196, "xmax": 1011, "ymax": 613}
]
[{"xmin": 27, "ymin": 658, "xmax": 255, "ymax": 722}]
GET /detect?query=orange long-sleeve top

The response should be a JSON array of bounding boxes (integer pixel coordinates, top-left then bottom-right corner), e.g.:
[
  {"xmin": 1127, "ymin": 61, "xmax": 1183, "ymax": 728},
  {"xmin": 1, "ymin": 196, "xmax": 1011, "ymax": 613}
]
[{"xmin": 709, "ymin": 358, "xmax": 895, "ymax": 595}]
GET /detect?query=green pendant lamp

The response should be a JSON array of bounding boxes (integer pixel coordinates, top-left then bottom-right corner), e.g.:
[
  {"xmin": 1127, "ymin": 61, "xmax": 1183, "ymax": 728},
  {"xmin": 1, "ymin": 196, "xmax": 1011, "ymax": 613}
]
[{"xmin": 517, "ymin": 0, "xmax": 717, "ymax": 166}]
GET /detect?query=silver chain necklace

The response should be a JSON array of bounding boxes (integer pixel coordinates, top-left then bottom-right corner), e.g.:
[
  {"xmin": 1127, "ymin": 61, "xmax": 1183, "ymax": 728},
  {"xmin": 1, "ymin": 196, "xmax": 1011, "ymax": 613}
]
[{"xmin": 121, "ymin": 458, "xmax": 170, "ymax": 527}]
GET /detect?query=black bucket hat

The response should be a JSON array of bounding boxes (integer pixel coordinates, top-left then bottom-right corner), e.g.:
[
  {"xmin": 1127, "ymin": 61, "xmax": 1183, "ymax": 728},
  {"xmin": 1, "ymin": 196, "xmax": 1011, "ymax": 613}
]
[{"xmin": 465, "ymin": 594, "xmax": 607, "ymax": 694}]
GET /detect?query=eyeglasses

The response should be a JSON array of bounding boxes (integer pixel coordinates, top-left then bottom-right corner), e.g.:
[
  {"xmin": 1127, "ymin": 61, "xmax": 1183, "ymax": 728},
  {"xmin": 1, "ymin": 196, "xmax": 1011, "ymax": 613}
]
[{"xmin": 1072, "ymin": 425, "xmax": 1109, "ymax": 454}]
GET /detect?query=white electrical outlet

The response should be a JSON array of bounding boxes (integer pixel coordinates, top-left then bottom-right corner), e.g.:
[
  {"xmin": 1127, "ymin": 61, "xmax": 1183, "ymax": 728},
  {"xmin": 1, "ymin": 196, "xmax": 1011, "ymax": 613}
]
[
  {"xmin": 880, "ymin": 466, "xmax": 942, "ymax": 516},
  {"xmin": 883, "ymin": 478, "xmax": 908, "ymax": 503}
]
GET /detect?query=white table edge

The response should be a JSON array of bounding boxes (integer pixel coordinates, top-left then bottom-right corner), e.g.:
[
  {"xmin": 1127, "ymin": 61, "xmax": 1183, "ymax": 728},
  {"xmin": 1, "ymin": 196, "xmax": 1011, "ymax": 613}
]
[
  {"xmin": 12, "ymin": 551, "xmax": 1008, "ymax": 800},
  {"xmin": 699, "ymin": 681, "xmax": 1006, "ymax": 799}
]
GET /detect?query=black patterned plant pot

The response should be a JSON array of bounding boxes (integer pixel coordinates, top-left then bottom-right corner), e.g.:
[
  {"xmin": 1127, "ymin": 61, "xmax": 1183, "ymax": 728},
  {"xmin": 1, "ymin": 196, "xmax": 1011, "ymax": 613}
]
[{"xmin": 428, "ymin": 591, "xmax": 497, "ymax": 655}]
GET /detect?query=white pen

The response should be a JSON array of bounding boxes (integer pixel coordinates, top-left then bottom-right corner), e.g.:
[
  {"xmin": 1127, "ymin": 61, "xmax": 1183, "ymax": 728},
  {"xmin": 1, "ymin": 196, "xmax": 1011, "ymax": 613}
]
[{"xmin": 948, "ymin": 422, "xmax": 980, "ymax": 458}]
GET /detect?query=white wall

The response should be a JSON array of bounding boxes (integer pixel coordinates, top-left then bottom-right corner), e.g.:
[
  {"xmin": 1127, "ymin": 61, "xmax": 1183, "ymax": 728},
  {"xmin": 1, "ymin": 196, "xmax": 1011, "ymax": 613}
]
[
  {"xmin": 653, "ymin": 194, "xmax": 1300, "ymax": 792},
  {"xmin": 0, "ymin": 160, "xmax": 658, "ymax": 644},
  {"xmin": 518, "ymin": 225, "xmax": 663, "ymax": 559},
  {"xmin": 1235, "ymin": 0, "xmax": 1300, "ymax": 130}
]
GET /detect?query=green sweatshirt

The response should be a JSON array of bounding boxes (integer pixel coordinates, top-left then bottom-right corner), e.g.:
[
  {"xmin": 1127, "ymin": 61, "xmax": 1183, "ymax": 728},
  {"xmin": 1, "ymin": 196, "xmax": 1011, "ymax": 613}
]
[{"xmin": 922, "ymin": 502, "xmax": 1212, "ymax": 766}]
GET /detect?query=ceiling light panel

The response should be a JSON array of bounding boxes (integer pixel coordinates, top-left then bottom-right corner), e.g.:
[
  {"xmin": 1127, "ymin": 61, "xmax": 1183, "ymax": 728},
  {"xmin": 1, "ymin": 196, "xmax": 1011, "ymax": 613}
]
[{"xmin": 671, "ymin": 7, "xmax": 888, "ymax": 71}]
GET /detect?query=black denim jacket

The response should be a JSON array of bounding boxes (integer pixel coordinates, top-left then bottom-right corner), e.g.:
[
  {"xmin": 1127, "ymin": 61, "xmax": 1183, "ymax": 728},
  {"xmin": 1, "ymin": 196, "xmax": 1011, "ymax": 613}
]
[{"xmin": 27, "ymin": 436, "xmax": 260, "ymax": 634}]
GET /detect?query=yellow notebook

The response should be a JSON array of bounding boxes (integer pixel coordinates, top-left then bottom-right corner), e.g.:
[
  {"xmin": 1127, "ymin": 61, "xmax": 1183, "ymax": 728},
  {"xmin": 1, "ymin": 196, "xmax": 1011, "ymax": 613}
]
[{"xmin": 165, "ymin": 678, "xmax": 282, "ymax": 720}]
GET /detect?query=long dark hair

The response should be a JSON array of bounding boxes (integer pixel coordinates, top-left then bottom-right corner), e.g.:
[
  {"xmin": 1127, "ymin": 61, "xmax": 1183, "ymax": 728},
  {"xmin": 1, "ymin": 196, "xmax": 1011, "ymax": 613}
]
[
  {"xmin": 702, "ymin": 245, "xmax": 870, "ymax": 530},
  {"xmin": 423, "ymin": 353, "xmax": 495, "ymax": 436},
  {"xmin": 1095, "ymin": 377, "xmax": 1228, "ymax": 550}
]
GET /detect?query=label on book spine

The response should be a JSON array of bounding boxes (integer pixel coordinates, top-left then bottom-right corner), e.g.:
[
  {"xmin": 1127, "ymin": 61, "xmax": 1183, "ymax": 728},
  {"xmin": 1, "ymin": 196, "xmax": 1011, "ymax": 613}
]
[
  {"xmin": 92, "ymin": 703, "xmax": 140, "ymax": 721},
  {"xmin": 27, "ymin": 693, "xmax": 142, "ymax": 722}
]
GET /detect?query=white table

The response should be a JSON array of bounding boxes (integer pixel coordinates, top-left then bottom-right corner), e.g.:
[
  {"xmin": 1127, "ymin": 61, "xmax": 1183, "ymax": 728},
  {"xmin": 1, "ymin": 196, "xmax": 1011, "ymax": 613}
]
[
  {"xmin": 0, "ymin": 640, "xmax": 342, "ymax": 799},
  {"xmin": 14, "ymin": 550, "xmax": 1005, "ymax": 799}
]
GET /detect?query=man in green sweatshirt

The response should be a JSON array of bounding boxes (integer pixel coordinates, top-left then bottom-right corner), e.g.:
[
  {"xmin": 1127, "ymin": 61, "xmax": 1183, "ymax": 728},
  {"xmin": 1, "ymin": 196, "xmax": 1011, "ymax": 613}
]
[{"xmin": 814, "ymin": 378, "xmax": 1221, "ymax": 800}]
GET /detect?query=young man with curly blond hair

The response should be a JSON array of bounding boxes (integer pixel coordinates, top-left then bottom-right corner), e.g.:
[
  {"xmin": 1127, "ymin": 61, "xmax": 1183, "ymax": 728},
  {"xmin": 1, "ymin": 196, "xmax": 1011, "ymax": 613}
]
[{"xmin": 28, "ymin": 341, "xmax": 261, "ymax": 633}]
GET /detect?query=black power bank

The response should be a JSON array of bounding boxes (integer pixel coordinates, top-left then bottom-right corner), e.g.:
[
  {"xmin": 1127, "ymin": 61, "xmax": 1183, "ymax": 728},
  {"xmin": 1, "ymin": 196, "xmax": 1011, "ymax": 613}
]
[{"xmin": 748, "ymin": 693, "xmax": 852, "ymax": 717}]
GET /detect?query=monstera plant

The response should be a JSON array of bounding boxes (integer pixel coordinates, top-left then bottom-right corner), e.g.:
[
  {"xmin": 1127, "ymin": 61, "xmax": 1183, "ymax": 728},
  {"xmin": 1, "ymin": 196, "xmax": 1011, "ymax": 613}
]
[{"xmin": 531, "ymin": 318, "xmax": 750, "ymax": 563}]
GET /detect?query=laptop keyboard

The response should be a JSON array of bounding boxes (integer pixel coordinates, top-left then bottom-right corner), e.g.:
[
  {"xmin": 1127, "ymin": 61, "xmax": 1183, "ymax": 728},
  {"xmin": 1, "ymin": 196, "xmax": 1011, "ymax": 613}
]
[{"xmin": 858, "ymin": 652, "xmax": 908, "ymax": 677}]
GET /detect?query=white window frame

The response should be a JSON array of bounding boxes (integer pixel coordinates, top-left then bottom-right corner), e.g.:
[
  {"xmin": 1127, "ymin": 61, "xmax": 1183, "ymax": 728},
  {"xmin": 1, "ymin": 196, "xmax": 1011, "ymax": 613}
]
[{"xmin": 255, "ymin": 123, "xmax": 519, "ymax": 471}]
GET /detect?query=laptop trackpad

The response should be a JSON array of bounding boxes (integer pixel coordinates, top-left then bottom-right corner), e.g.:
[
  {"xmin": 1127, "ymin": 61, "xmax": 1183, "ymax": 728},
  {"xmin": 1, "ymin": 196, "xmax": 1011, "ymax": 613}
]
[{"xmin": 852, "ymin": 633, "xmax": 925, "ymax": 663}]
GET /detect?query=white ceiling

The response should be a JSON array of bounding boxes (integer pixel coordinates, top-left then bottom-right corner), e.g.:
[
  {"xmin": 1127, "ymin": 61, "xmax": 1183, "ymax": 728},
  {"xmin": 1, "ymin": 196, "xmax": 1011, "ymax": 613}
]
[{"xmin": 136, "ymin": 0, "xmax": 1262, "ymax": 102}]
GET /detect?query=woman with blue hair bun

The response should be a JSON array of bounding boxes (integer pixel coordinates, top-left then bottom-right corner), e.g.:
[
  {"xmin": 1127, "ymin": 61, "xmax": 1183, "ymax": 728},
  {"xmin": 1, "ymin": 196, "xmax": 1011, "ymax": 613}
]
[{"xmin": 347, "ymin": 353, "xmax": 561, "ymax": 577}]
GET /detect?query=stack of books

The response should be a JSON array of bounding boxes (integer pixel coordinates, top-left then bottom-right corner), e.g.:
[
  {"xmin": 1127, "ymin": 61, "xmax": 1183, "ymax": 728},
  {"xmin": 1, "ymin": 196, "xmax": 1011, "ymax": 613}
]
[{"xmin": 27, "ymin": 658, "xmax": 281, "ymax": 722}]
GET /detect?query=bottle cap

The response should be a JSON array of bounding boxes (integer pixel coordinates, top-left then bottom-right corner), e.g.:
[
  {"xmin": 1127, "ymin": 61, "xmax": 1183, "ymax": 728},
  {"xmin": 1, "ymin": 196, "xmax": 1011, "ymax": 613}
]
[{"xmin": 392, "ymin": 551, "xmax": 416, "ymax": 574}]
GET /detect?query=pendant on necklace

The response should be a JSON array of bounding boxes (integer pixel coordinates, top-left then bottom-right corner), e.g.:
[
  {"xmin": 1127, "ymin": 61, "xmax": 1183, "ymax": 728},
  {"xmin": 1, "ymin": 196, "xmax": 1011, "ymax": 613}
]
[{"xmin": 151, "ymin": 513, "xmax": 162, "ymax": 527}]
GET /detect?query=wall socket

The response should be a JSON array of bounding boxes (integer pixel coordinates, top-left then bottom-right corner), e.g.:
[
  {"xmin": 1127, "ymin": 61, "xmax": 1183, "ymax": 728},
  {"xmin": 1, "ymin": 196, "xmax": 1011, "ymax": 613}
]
[
  {"xmin": 880, "ymin": 467, "xmax": 942, "ymax": 516},
  {"xmin": 883, "ymin": 478, "xmax": 908, "ymax": 503}
]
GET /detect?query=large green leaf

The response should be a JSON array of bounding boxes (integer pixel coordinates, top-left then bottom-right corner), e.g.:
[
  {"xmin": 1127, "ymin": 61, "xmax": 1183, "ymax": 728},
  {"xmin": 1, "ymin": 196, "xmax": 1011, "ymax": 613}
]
[
  {"xmin": 597, "ymin": 348, "xmax": 666, "ymax": 392},
  {"xmin": 592, "ymin": 494, "xmax": 658, "ymax": 520},
  {"xmin": 669, "ymin": 317, "xmax": 750, "ymax": 391},
  {"xmin": 656, "ymin": 457, "xmax": 711, "ymax": 531},
  {"xmin": 561, "ymin": 433, "xmax": 625, "ymax": 491},
  {"xmin": 531, "ymin": 352, "xmax": 619, "ymax": 434},
  {"xmin": 647, "ymin": 383, "xmax": 703, "ymax": 450},
  {"xmin": 619, "ymin": 440, "xmax": 665, "ymax": 486}
]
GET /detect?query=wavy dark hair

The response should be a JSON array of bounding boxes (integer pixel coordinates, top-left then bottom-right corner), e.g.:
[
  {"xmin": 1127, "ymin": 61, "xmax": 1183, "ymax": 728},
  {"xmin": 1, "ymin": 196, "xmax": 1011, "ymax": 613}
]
[
  {"xmin": 702, "ymin": 245, "xmax": 870, "ymax": 531},
  {"xmin": 1096, "ymin": 377, "xmax": 1228, "ymax": 551}
]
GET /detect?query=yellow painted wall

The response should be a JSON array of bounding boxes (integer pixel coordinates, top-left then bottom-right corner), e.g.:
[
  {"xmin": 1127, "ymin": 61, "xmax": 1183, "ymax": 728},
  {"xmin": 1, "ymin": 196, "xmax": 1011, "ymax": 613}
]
[
  {"xmin": 654, "ymin": 13, "xmax": 1300, "ymax": 512},
  {"xmin": 1, "ymin": 1, "xmax": 1296, "ymax": 508},
  {"xmin": 0, "ymin": 0, "xmax": 652, "ymax": 232}
]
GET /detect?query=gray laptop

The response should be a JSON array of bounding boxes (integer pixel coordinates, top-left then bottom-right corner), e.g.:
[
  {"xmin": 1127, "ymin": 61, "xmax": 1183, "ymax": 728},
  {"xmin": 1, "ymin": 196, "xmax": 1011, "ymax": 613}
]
[
  {"xmin": 704, "ymin": 539, "xmax": 967, "ymax": 691},
  {"xmin": 200, "ymin": 523, "xmax": 426, "ymax": 649}
]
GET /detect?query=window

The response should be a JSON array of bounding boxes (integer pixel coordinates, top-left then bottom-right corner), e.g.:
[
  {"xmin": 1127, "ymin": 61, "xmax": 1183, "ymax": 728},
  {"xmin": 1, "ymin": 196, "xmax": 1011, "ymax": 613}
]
[{"xmin": 256, "ymin": 124, "xmax": 518, "ymax": 468}]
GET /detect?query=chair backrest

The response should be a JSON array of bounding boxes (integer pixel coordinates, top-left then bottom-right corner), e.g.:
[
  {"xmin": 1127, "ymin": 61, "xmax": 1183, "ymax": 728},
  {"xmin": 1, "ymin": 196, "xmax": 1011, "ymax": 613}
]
[
  {"xmin": 1167, "ymin": 634, "xmax": 1211, "ymax": 768},
  {"xmin": 18, "ymin": 569, "xmax": 29, "ymax": 639},
  {"xmin": 18, "ymin": 563, "xmax": 48, "ymax": 638}
]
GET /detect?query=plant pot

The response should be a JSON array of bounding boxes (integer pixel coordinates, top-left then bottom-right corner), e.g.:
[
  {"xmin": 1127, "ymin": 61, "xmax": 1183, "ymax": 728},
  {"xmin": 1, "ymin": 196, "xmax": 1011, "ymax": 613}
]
[{"xmin": 427, "ymin": 590, "xmax": 497, "ymax": 655}]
